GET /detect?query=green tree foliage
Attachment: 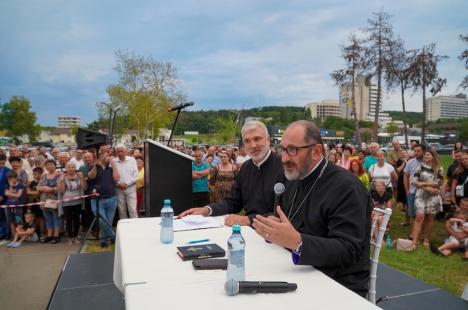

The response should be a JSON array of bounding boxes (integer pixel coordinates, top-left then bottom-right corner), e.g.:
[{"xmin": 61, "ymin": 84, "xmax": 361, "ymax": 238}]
[
  {"xmin": 0, "ymin": 96, "xmax": 41, "ymax": 142},
  {"xmin": 385, "ymin": 111, "xmax": 423, "ymax": 127},
  {"xmin": 175, "ymin": 106, "xmax": 310, "ymax": 135},
  {"xmin": 459, "ymin": 118, "xmax": 468, "ymax": 141},
  {"xmin": 459, "ymin": 34, "xmax": 468, "ymax": 90},
  {"xmin": 100, "ymin": 50, "xmax": 182, "ymax": 143}
]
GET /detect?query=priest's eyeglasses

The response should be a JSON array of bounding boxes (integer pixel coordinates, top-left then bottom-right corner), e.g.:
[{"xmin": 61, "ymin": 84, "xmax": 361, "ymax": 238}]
[{"xmin": 279, "ymin": 143, "xmax": 317, "ymax": 156}]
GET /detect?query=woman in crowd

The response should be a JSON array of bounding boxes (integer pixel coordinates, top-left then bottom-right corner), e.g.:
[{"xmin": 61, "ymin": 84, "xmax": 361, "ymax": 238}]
[
  {"xmin": 368, "ymin": 151, "xmax": 397, "ymax": 194},
  {"xmin": 38, "ymin": 160, "xmax": 61, "ymax": 244},
  {"xmin": 327, "ymin": 153, "xmax": 336, "ymax": 164},
  {"xmin": 209, "ymin": 151, "xmax": 237, "ymax": 203},
  {"xmin": 411, "ymin": 149, "xmax": 443, "ymax": 248},
  {"xmin": 452, "ymin": 142, "xmax": 464, "ymax": 160},
  {"xmin": 135, "ymin": 155, "xmax": 145, "ymax": 216},
  {"xmin": 357, "ymin": 149, "xmax": 366, "ymax": 164},
  {"xmin": 396, "ymin": 150, "xmax": 410, "ymax": 226},
  {"xmin": 350, "ymin": 159, "xmax": 369, "ymax": 190},
  {"xmin": 337, "ymin": 146, "xmax": 352, "ymax": 170},
  {"xmin": 335, "ymin": 152, "xmax": 343, "ymax": 167},
  {"xmin": 451, "ymin": 151, "xmax": 468, "ymax": 207},
  {"xmin": 58, "ymin": 162, "xmax": 86, "ymax": 245}
]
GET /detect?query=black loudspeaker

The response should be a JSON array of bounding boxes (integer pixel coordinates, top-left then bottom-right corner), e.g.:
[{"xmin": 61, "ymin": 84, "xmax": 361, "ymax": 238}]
[
  {"xmin": 144, "ymin": 139, "xmax": 193, "ymax": 216},
  {"xmin": 76, "ymin": 128, "xmax": 110, "ymax": 149}
]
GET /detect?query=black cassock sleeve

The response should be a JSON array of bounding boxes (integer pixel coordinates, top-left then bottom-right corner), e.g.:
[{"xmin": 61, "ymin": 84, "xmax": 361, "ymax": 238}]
[{"xmin": 297, "ymin": 179, "xmax": 371, "ymax": 271}]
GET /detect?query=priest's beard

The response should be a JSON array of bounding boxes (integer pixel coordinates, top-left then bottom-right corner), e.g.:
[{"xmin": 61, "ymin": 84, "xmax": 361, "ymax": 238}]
[{"xmin": 284, "ymin": 154, "xmax": 314, "ymax": 181}]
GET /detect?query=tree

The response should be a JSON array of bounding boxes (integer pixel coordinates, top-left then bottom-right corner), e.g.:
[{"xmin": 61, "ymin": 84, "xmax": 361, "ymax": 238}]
[
  {"xmin": 215, "ymin": 112, "xmax": 240, "ymax": 144},
  {"xmin": 386, "ymin": 121, "xmax": 398, "ymax": 135},
  {"xmin": 363, "ymin": 10, "xmax": 395, "ymax": 140},
  {"xmin": 409, "ymin": 44, "xmax": 448, "ymax": 142},
  {"xmin": 384, "ymin": 38, "xmax": 415, "ymax": 147},
  {"xmin": 458, "ymin": 34, "xmax": 468, "ymax": 90},
  {"xmin": 459, "ymin": 118, "xmax": 468, "ymax": 141},
  {"xmin": 0, "ymin": 96, "xmax": 41, "ymax": 142},
  {"xmin": 103, "ymin": 50, "xmax": 184, "ymax": 143},
  {"xmin": 330, "ymin": 33, "xmax": 368, "ymax": 146}
]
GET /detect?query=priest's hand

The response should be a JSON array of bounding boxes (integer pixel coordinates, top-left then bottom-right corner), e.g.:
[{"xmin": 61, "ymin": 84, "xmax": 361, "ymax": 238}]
[
  {"xmin": 252, "ymin": 206, "xmax": 301, "ymax": 251},
  {"xmin": 177, "ymin": 207, "xmax": 210, "ymax": 218},
  {"xmin": 224, "ymin": 214, "xmax": 250, "ymax": 226}
]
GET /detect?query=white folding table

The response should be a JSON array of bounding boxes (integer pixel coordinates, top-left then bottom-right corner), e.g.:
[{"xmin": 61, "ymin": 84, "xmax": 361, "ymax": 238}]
[{"xmin": 113, "ymin": 216, "xmax": 380, "ymax": 310}]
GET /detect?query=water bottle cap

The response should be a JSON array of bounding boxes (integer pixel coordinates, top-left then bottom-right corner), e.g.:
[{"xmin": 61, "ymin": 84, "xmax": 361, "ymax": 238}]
[
  {"xmin": 164, "ymin": 199, "xmax": 171, "ymax": 204},
  {"xmin": 232, "ymin": 225, "xmax": 241, "ymax": 232}
]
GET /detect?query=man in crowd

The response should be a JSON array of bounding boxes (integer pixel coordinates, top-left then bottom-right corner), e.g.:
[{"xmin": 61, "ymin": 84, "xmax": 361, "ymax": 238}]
[
  {"xmin": 0, "ymin": 154, "xmax": 12, "ymax": 243},
  {"xmin": 179, "ymin": 120, "xmax": 285, "ymax": 226},
  {"xmin": 191, "ymin": 149, "xmax": 211, "ymax": 208},
  {"xmin": 404, "ymin": 144, "xmax": 425, "ymax": 224},
  {"xmin": 113, "ymin": 144, "xmax": 138, "ymax": 219},
  {"xmin": 252, "ymin": 120, "xmax": 371, "ymax": 297},
  {"xmin": 363, "ymin": 142, "xmax": 379, "ymax": 171},
  {"xmin": 235, "ymin": 148, "xmax": 250, "ymax": 167},
  {"xmin": 386, "ymin": 139, "xmax": 402, "ymax": 166},
  {"xmin": 56, "ymin": 152, "xmax": 70, "ymax": 173},
  {"xmin": 79, "ymin": 151, "xmax": 96, "ymax": 232},
  {"xmin": 88, "ymin": 148, "xmax": 120, "ymax": 247},
  {"xmin": 204, "ymin": 146, "xmax": 220, "ymax": 167},
  {"xmin": 70, "ymin": 149, "xmax": 84, "ymax": 170}
]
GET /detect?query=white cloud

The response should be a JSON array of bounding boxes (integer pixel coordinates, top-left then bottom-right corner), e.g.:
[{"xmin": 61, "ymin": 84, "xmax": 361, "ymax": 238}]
[{"xmin": 36, "ymin": 51, "xmax": 114, "ymax": 83}]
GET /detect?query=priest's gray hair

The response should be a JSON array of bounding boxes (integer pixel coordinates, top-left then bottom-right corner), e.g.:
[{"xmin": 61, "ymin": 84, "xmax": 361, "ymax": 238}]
[
  {"xmin": 287, "ymin": 120, "xmax": 323, "ymax": 146},
  {"xmin": 241, "ymin": 120, "xmax": 269, "ymax": 138}
]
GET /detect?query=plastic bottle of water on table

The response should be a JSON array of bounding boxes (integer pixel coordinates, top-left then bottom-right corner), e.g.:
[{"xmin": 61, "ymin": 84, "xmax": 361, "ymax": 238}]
[
  {"xmin": 227, "ymin": 224, "xmax": 246, "ymax": 282},
  {"xmin": 160, "ymin": 199, "xmax": 174, "ymax": 244}
]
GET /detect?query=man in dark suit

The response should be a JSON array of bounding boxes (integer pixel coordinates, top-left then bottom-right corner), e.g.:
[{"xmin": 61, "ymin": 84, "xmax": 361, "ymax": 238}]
[
  {"xmin": 0, "ymin": 153, "xmax": 12, "ymax": 241},
  {"xmin": 252, "ymin": 120, "xmax": 371, "ymax": 297}
]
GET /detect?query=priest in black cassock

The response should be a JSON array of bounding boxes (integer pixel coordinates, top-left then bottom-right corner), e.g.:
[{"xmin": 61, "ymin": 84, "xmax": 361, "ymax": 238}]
[
  {"xmin": 178, "ymin": 120, "xmax": 285, "ymax": 226},
  {"xmin": 252, "ymin": 120, "xmax": 371, "ymax": 297}
]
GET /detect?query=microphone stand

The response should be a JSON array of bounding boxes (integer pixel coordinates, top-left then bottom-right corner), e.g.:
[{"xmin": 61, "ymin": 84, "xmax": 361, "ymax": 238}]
[{"xmin": 167, "ymin": 108, "xmax": 182, "ymax": 147}]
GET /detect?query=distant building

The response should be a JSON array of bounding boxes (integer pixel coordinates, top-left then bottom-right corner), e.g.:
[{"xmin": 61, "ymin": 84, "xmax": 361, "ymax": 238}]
[
  {"xmin": 58, "ymin": 116, "xmax": 80, "ymax": 128},
  {"xmin": 306, "ymin": 99, "xmax": 342, "ymax": 120},
  {"xmin": 339, "ymin": 75, "xmax": 391, "ymax": 126},
  {"xmin": 426, "ymin": 94, "xmax": 468, "ymax": 121},
  {"xmin": 51, "ymin": 128, "xmax": 74, "ymax": 144}
]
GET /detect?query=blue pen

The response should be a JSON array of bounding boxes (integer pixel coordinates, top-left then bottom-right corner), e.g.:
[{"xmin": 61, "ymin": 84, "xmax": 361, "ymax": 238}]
[{"xmin": 187, "ymin": 238, "xmax": 210, "ymax": 244}]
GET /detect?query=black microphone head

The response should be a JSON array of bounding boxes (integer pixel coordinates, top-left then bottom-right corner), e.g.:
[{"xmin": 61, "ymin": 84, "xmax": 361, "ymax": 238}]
[
  {"xmin": 224, "ymin": 279, "xmax": 239, "ymax": 296},
  {"xmin": 274, "ymin": 183, "xmax": 285, "ymax": 195}
]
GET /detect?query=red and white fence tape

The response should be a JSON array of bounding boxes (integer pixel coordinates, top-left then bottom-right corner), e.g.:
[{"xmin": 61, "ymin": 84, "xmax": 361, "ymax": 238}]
[{"xmin": 0, "ymin": 192, "xmax": 100, "ymax": 209}]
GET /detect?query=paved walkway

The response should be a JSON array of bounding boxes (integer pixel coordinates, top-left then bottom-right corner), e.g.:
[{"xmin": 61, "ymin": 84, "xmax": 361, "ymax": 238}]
[{"xmin": 0, "ymin": 241, "xmax": 80, "ymax": 309}]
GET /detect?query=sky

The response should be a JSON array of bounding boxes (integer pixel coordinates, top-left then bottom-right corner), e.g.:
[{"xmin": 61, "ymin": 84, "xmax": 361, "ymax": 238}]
[{"xmin": 0, "ymin": 0, "xmax": 467, "ymax": 126}]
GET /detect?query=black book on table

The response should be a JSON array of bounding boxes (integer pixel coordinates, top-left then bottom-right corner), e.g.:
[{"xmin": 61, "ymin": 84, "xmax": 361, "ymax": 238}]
[{"xmin": 176, "ymin": 243, "xmax": 225, "ymax": 261}]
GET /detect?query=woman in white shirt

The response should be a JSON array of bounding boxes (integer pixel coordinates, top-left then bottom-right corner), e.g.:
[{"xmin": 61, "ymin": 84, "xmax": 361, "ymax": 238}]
[{"xmin": 369, "ymin": 151, "xmax": 398, "ymax": 194}]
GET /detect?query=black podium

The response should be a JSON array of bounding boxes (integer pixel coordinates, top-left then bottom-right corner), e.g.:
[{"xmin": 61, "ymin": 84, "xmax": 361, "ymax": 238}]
[{"xmin": 144, "ymin": 139, "xmax": 194, "ymax": 216}]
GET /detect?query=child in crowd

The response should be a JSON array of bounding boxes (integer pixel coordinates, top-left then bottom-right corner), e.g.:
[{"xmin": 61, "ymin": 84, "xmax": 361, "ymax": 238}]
[
  {"xmin": 371, "ymin": 180, "xmax": 392, "ymax": 240},
  {"xmin": 372, "ymin": 180, "xmax": 393, "ymax": 210},
  {"xmin": 431, "ymin": 198, "xmax": 468, "ymax": 260},
  {"xmin": 4, "ymin": 170, "xmax": 25, "ymax": 242},
  {"xmin": 27, "ymin": 167, "xmax": 45, "ymax": 235},
  {"xmin": 6, "ymin": 212, "xmax": 38, "ymax": 248}
]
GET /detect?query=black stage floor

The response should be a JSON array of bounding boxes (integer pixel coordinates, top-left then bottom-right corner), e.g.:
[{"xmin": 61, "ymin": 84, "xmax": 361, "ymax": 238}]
[{"xmin": 48, "ymin": 252, "xmax": 467, "ymax": 310}]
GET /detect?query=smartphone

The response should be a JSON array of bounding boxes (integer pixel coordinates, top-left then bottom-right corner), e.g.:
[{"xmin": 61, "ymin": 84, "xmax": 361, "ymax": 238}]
[{"xmin": 192, "ymin": 259, "xmax": 228, "ymax": 270}]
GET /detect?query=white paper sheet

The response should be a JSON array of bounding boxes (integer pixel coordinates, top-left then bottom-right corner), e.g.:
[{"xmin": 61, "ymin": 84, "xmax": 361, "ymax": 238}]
[{"xmin": 173, "ymin": 216, "xmax": 223, "ymax": 231}]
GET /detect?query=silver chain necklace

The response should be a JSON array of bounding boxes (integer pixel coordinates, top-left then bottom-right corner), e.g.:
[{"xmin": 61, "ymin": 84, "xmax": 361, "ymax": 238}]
[{"xmin": 287, "ymin": 159, "xmax": 328, "ymax": 222}]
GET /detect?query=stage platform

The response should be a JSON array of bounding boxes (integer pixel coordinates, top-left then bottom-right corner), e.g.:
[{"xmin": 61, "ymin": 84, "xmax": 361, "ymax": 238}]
[{"xmin": 48, "ymin": 252, "xmax": 467, "ymax": 310}]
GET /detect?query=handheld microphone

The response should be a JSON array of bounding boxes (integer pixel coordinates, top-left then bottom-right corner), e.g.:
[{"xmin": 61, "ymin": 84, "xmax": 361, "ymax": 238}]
[
  {"xmin": 224, "ymin": 279, "xmax": 297, "ymax": 296},
  {"xmin": 168, "ymin": 101, "xmax": 194, "ymax": 112},
  {"xmin": 273, "ymin": 182, "xmax": 285, "ymax": 216}
]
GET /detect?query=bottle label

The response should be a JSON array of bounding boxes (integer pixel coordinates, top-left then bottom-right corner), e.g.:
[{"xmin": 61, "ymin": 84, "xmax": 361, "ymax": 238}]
[{"xmin": 229, "ymin": 249, "xmax": 244, "ymax": 267}]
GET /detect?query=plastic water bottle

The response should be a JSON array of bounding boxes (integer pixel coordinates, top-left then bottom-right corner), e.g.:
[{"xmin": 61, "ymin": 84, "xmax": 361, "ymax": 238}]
[
  {"xmin": 160, "ymin": 199, "xmax": 174, "ymax": 244},
  {"xmin": 386, "ymin": 234, "xmax": 391, "ymax": 249},
  {"xmin": 227, "ymin": 225, "xmax": 246, "ymax": 282}
]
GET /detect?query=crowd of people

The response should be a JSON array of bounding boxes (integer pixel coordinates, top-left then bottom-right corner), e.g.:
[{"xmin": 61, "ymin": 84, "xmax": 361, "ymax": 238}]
[{"xmin": 0, "ymin": 143, "xmax": 143, "ymax": 248}]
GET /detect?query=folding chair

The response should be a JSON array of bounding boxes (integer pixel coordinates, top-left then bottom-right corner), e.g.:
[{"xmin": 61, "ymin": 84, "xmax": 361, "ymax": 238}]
[{"xmin": 368, "ymin": 207, "xmax": 392, "ymax": 304}]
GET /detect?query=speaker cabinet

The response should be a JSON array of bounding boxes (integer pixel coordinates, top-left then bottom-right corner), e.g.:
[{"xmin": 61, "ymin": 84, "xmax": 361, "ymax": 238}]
[{"xmin": 76, "ymin": 128, "xmax": 110, "ymax": 149}]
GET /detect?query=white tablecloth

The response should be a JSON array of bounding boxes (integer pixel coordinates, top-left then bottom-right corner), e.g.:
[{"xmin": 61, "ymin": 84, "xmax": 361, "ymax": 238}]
[{"xmin": 113, "ymin": 217, "xmax": 380, "ymax": 310}]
